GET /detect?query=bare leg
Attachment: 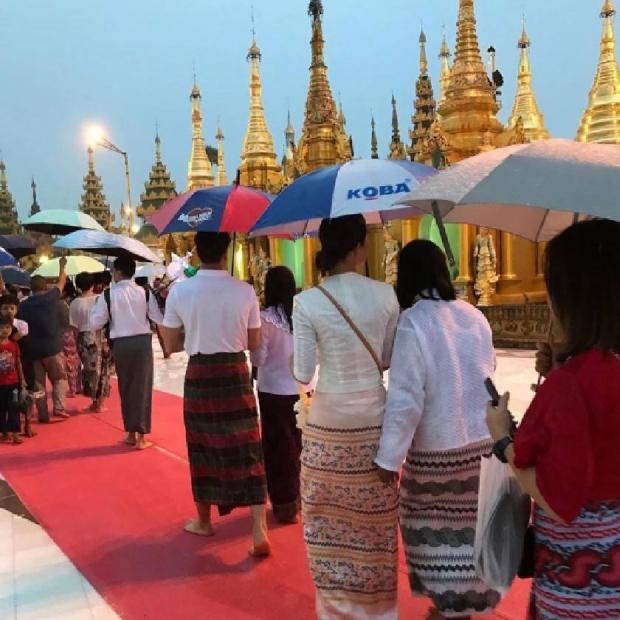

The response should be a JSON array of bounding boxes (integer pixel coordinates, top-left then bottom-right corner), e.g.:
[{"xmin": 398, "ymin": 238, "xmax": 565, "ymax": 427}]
[
  {"xmin": 135, "ymin": 433, "xmax": 153, "ymax": 450},
  {"xmin": 184, "ymin": 502, "xmax": 214, "ymax": 536},
  {"xmin": 248, "ymin": 504, "xmax": 270, "ymax": 557}
]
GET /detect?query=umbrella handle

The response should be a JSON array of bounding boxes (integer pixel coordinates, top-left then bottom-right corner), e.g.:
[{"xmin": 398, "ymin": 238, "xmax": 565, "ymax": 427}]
[
  {"xmin": 230, "ymin": 233, "xmax": 236, "ymax": 277},
  {"xmin": 431, "ymin": 201, "xmax": 456, "ymax": 266}
]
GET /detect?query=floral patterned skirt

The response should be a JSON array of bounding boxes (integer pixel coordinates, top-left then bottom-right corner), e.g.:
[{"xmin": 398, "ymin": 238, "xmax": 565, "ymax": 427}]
[
  {"xmin": 62, "ymin": 328, "xmax": 81, "ymax": 397},
  {"xmin": 301, "ymin": 388, "xmax": 399, "ymax": 620},
  {"xmin": 77, "ymin": 331, "xmax": 101, "ymax": 399}
]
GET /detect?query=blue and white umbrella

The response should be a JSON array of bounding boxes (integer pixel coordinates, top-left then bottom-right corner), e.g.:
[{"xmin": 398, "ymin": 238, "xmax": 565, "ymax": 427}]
[
  {"xmin": 251, "ymin": 159, "xmax": 437, "ymax": 237},
  {"xmin": 53, "ymin": 230, "xmax": 162, "ymax": 263},
  {"xmin": 0, "ymin": 248, "xmax": 18, "ymax": 268}
]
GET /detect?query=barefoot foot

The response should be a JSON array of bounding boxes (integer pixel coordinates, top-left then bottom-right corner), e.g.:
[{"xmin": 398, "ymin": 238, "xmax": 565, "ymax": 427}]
[
  {"xmin": 123, "ymin": 433, "xmax": 137, "ymax": 446},
  {"xmin": 248, "ymin": 540, "xmax": 271, "ymax": 558},
  {"xmin": 135, "ymin": 439, "xmax": 153, "ymax": 450},
  {"xmin": 184, "ymin": 519, "xmax": 215, "ymax": 537}
]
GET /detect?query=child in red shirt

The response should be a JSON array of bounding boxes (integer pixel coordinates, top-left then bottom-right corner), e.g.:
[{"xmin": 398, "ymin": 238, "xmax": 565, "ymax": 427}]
[{"xmin": 0, "ymin": 314, "xmax": 25, "ymax": 444}]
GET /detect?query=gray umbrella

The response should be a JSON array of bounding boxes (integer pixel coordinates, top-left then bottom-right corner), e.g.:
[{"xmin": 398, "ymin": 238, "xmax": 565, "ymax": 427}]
[{"xmin": 392, "ymin": 139, "xmax": 620, "ymax": 242}]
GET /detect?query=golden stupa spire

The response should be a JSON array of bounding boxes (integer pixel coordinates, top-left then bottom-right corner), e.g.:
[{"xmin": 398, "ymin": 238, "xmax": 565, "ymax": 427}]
[
  {"xmin": 239, "ymin": 30, "xmax": 282, "ymax": 191},
  {"xmin": 296, "ymin": 1, "xmax": 351, "ymax": 173},
  {"xmin": 87, "ymin": 145, "xmax": 95, "ymax": 173},
  {"xmin": 215, "ymin": 121, "xmax": 229, "ymax": 186},
  {"xmin": 438, "ymin": 29, "xmax": 452, "ymax": 113},
  {"xmin": 371, "ymin": 115, "xmax": 379, "ymax": 159},
  {"xmin": 187, "ymin": 78, "xmax": 214, "ymax": 189},
  {"xmin": 388, "ymin": 94, "xmax": 407, "ymax": 160},
  {"xmin": 437, "ymin": 0, "xmax": 503, "ymax": 161},
  {"xmin": 507, "ymin": 20, "xmax": 549, "ymax": 142},
  {"xmin": 577, "ymin": 0, "xmax": 620, "ymax": 143}
]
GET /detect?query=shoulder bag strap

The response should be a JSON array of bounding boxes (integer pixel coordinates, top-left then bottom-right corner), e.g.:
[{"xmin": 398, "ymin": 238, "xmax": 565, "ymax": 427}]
[
  {"xmin": 103, "ymin": 288, "xmax": 111, "ymax": 321},
  {"xmin": 316, "ymin": 284, "xmax": 383, "ymax": 375}
]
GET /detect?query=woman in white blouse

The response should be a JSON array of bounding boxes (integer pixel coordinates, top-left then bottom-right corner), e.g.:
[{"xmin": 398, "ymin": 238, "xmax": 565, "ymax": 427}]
[
  {"xmin": 375, "ymin": 240, "xmax": 500, "ymax": 620},
  {"xmin": 251, "ymin": 266, "xmax": 305, "ymax": 524},
  {"xmin": 293, "ymin": 215, "xmax": 400, "ymax": 620}
]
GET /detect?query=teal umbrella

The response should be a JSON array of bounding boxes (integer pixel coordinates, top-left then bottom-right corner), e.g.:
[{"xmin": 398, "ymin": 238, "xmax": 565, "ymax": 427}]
[{"xmin": 23, "ymin": 210, "xmax": 105, "ymax": 236}]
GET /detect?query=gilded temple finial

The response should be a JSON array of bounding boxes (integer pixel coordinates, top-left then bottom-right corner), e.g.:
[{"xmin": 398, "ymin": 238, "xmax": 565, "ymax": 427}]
[
  {"xmin": 438, "ymin": 28, "xmax": 452, "ymax": 111},
  {"xmin": 239, "ymin": 31, "xmax": 282, "ymax": 191},
  {"xmin": 187, "ymin": 77, "xmax": 215, "ymax": 189},
  {"xmin": 297, "ymin": 0, "xmax": 351, "ymax": 173},
  {"xmin": 155, "ymin": 125, "xmax": 162, "ymax": 163},
  {"xmin": 371, "ymin": 115, "xmax": 379, "ymax": 159},
  {"xmin": 30, "ymin": 176, "xmax": 41, "ymax": 217},
  {"xmin": 507, "ymin": 18, "xmax": 549, "ymax": 142},
  {"xmin": 215, "ymin": 121, "xmax": 229, "ymax": 186},
  {"xmin": 436, "ymin": 0, "xmax": 503, "ymax": 162},
  {"xmin": 576, "ymin": 0, "xmax": 620, "ymax": 143},
  {"xmin": 389, "ymin": 93, "xmax": 407, "ymax": 160},
  {"xmin": 80, "ymin": 147, "xmax": 111, "ymax": 230},
  {"xmin": 419, "ymin": 28, "xmax": 428, "ymax": 77}
]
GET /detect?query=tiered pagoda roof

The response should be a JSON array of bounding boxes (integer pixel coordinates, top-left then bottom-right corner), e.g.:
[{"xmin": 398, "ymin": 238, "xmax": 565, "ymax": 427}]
[
  {"xmin": 409, "ymin": 30, "xmax": 438, "ymax": 162},
  {"xmin": 137, "ymin": 132, "xmax": 178, "ymax": 222},
  {"xmin": 0, "ymin": 161, "xmax": 19, "ymax": 236},
  {"xmin": 78, "ymin": 147, "xmax": 111, "ymax": 230}
]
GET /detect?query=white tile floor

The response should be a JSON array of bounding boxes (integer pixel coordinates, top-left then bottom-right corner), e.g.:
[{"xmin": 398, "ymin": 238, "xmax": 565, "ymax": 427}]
[{"xmin": 1, "ymin": 342, "xmax": 538, "ymax": 620}]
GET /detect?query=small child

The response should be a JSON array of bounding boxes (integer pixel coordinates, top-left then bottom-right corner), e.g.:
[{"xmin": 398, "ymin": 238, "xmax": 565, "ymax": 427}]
[
  {"xmin": 0, "ymin": 314, "xmax": 25, "ymax": 444},
  {"xmin": 0, "ymin": 294, "xmax": 28, "ymax": 342}
]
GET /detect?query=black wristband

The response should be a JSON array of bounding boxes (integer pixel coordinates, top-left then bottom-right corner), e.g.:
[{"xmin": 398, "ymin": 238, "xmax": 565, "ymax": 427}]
[{"xmin": 493, "ymin": 436, "xmax": 514, "ymax": 464}]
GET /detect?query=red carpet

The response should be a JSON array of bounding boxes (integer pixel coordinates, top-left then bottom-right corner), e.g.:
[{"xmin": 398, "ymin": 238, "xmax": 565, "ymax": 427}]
[{"xmin": 0, "ymin": 385, "xmax": 530, "ymax": 619}]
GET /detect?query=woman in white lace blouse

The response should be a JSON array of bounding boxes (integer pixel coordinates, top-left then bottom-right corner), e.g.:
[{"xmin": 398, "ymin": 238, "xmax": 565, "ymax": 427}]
[
  {"xmin": 293, "ymin": 215, "xmax": 401, "ymax": 620},
  {"xmin": 251, "ymin": 266, "xmax": 305, "ymax": 525},
  {"xmin": 375, "ymin": 240, "xmax": 500, "ymax": 620}
]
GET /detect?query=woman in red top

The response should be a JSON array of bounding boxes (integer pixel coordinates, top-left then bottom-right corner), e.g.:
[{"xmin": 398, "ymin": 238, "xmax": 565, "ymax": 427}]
[
  {"xmin": 487, "ymin": 219, "xmax": 620, "ymax": 620},
  {"xmin": 0, "ymin": 314, "xmax": 25, "ymax": 444}
]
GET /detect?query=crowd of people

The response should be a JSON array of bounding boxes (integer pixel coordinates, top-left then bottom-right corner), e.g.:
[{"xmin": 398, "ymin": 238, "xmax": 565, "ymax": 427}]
[{"xmin": 0, "ymin": 215, "xmax": 619, "ymax": 620}]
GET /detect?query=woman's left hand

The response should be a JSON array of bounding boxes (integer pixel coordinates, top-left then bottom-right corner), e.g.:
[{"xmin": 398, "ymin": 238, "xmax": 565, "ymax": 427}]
[
  {"xmin": 376, "ymin": 466, "xmax": 399, "ymax": 485},
  {"xmin": 486, "ymin": 392, "xmax": 512, "ymax": 441}
]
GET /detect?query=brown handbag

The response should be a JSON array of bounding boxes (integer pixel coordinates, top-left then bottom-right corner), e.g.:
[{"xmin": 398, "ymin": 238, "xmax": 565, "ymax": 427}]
[{"xmin": 316, "ymin": 285, "xmax": 383, "ymax": 376}]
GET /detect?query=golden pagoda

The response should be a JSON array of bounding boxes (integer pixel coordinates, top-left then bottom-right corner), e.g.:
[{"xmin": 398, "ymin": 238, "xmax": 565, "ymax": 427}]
[
  {"xmin": 137, "ymin": 131, "xmax": 178, "ymax": 223},
  {"xmin": 438, "ymin": 31, "xmax": 452, "ymax": 114},
  {"xmin": 409, "ymin": 30, "xmax": 438, "ymax": 162},
  {"xmin": 78, "ymin": 147, "xmax": 111, "ymax": 230},
  {"xmin": 215, "ymin": 123, "xmax": 229, "ymax": 186},
  {"xmin": 22, "ymin": 178, "xmax": 53, "ymax": 270},
  {"xmin": 388, "ymin": 94, "xmax": 407, "ymax": 160},
  {"xmin": 281, "ymin": 110, "xmax": 297, "ymax": 184},
  {"xmin": 370, "ymin": 115, "xmax": 379, "ymax": 159},
  {"xmin": 0, "ymin": 160, "xmax": 19, "ymax": 235},
  {"xmin": 187, "ymin": 80, "xmax": 215, "ymax": 189},
  {"xmin": 295, "ymin": 0, "xmax": 353, "ymax": 287},
  {"xmin": 295, "ymin": 0, "xmax": 352, "ymax": 175},
  {"xmin": 238, "ymin": 35, "xmax": 283, "ymax": 192},
  {"xmin": 436, "ymin": 0, "xmax": 504, "ymax": 163},
  {"xmin": 507, "ymin": 22, "xmax": 550, "ymax": 142},
  {"xmin": 577, "ymin": 0, "xmax": 620, "ymax": 143}
]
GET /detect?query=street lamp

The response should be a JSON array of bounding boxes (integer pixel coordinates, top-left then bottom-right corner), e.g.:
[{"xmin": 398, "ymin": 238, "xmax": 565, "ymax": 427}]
[{"xmin": 87, "ymin": 126, "xmax": 135, "ymax": 237}]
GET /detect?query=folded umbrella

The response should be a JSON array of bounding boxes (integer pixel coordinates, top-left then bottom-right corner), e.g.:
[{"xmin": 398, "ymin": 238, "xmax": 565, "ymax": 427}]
[
  {"xmin": 0, "ymin": 248, "xmax": 18, "ymax": 267},
  {"xmin": 0, "ymin": 235, "xmax": 36, "ymax": 259},
  {"xmin": 53, "ymin": 230, "xmax": 162, "ymax": 263},
  {"xmin": 251, "ymin": 159, "xmax": 437, "ymax": 237},
  {"xmin": 32, "ymin": 256, "xmax": 106, "ymax": 278},
  {"xmin": 0, "ymin": 267, "xmax": 31, "ymax": 288},
  {"xmin": 23, "ymin": 210, "xmax": 105, "ymax": 236},
  {"xmin": 394, "ymin": 139, "xmax": 620, "ymax": 242},
  {"xmin": 149, "ymin": 184, "xmax": 274, "ymax": 235}
]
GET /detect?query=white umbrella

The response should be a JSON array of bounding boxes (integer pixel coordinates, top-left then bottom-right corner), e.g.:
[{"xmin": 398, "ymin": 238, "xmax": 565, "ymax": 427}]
[
  {"xmin": 53, "ymin": 230, "xmax": 162, "ymax": 263},
  {"xmin": 32, "ymin": 256, "xmax": 106, "ymax": 278},
  {"xmin": 393, "ymin": 139, "xmax": 620, "ymax": 242},
  {"xmin": 23, "ymin": 210, "xmax": 106, "ymax": 236},
  {"xmin": 135, "ymin": 264, "xmax": 166, "ymax": 279}
]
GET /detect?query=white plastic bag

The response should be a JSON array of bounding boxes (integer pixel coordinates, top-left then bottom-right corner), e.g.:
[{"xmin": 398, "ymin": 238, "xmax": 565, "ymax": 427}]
[{"xmin": 474, "ymin": 455, "xmax": 531, "ymax": 592}]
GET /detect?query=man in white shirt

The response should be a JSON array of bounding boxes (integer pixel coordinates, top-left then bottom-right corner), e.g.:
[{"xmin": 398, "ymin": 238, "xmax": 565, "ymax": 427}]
[
  {"xmin": 162, "ymin": 232, "xmax": 270, "ymax": 557},
  {"xmin": 91, "ymin": 257, "xmax": 160, "ymax": 450}
]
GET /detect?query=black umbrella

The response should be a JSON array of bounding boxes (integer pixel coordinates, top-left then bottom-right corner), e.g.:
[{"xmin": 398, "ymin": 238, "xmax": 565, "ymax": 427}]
[
  {"xmin": 0, "ymin": 235, "xmax": 36, "ymax": 259},
  {"xmin": 0, "ymin": 267, "xmax": 31, "ymax": 288}
]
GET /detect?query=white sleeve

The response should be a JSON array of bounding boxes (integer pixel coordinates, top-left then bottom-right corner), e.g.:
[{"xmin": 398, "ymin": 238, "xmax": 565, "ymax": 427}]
[
  {"xmin": 148, "ymin": 293, "xmax": 164, "ymax": 325},
  {"xmin": 249, "ymin": 317, "xmax": 269, "ymax": 368},
  {"xmin": 90, "ymin": 294, "xmax": 109, "ymax": 330},
  {"xmin": 382, "ymin": 291, "xmax": 400, "ymax": 368},
  {"xmin": 248, "ymin": 291, "xmax": 261, "ymax": 330},
  {"xmin": 15, "ymin": 319, "xmax": 28, "ymax": 336},
  {"xmin": 375, "ymin": 315, "xmax": 427, "ymax": 472},
  {"xmin": 163, "ymin": 287, "xmax": 183, "ymax": 329},
  {"xmin": 293, "ymin": 301, "xmax": 317, "ymax": 385}
]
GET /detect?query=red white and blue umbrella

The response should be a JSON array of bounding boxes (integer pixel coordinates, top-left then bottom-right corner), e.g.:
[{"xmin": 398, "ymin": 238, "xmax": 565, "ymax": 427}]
[
  {"xmin": 149, "ymin": 184, "xmax": 274, "ymax": 235},
  {"xmin": 251, "ymin": 159, "xmax": 437, "ymax": 237}
]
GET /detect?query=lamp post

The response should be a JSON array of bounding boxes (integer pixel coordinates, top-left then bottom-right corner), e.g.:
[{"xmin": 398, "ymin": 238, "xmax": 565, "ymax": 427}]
[{"xmin": 88, "ymin": 127, "xmax": 135, "ymax": 237}]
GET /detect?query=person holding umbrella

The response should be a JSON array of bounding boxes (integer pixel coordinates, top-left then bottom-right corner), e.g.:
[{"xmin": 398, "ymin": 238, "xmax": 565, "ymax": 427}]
[{"xmin": 16, "ymin": 257, "xmax": 70, "ymax": 423}]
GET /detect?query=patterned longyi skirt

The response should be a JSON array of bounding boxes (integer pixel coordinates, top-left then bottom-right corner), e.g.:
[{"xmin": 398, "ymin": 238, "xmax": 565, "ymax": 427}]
[
  {"xmin": 400, "ymin": 440, "xmax": 501, "ymax": 618},
  {"xmin": 184, "ymin": 352, "xmax": 266, "ymax": 508}
]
